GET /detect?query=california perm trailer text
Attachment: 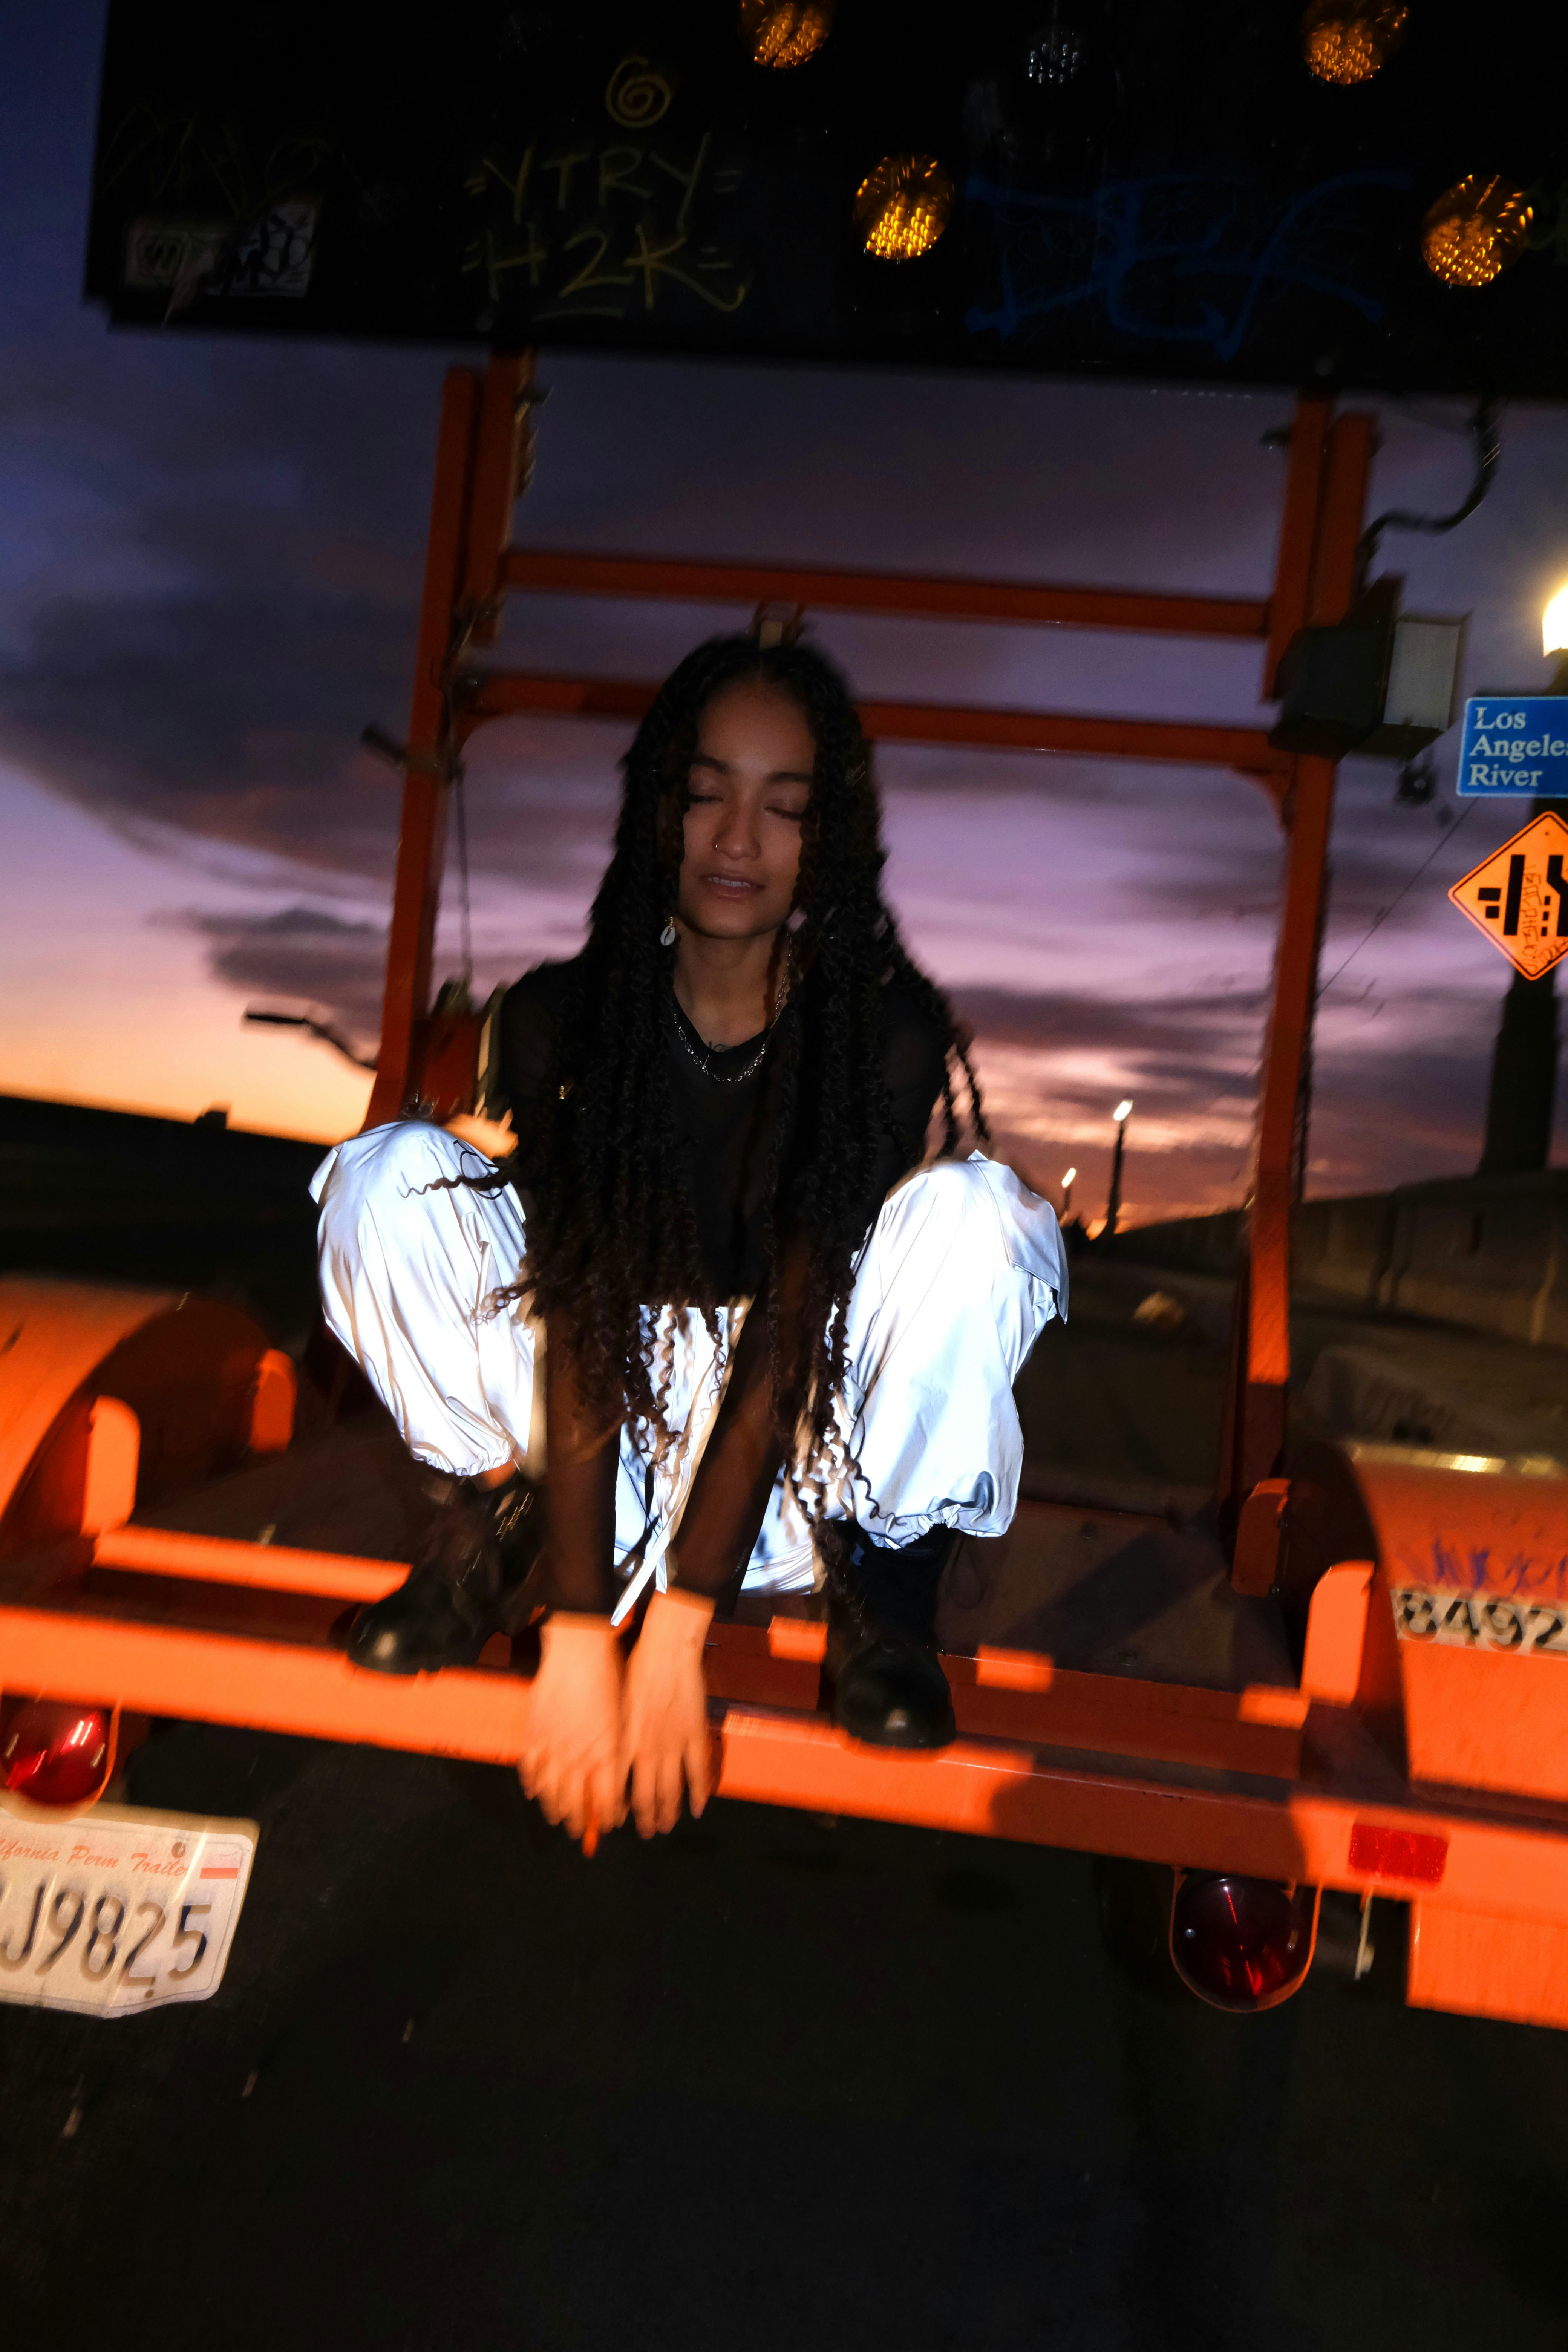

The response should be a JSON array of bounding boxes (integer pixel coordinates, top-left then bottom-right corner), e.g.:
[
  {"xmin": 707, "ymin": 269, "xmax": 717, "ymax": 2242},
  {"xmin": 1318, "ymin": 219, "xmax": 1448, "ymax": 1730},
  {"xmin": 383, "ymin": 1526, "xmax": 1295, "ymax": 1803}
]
[{"xmin": 1456, "ymin": 697, "xmax": 1568, "ymax": 796}]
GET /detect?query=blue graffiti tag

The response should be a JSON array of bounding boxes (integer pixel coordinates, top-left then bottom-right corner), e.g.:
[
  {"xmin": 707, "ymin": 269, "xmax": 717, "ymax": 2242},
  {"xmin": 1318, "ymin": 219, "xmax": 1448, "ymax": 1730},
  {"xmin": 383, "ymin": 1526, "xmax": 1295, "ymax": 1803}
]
[
  {"xmin": 964, "ymin": 170, "xmax": 1411, "ymax": 360},
  {"xmin": 1419, "ymin": 1539, "xmax": 1568, "ymax": 1600}
]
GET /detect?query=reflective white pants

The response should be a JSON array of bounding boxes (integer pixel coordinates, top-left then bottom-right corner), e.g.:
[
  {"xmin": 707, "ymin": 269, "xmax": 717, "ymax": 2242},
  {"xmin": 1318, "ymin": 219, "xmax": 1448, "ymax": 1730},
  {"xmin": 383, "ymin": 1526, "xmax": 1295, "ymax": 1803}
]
[{"xmin": 311, "ymin": 1122, "xmax": 1067, "ymax": 1616}]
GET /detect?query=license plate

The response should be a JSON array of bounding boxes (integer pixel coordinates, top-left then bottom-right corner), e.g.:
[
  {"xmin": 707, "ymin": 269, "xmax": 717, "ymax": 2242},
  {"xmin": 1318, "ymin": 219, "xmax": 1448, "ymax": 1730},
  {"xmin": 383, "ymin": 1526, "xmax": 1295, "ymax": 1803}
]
[{"xmin": 0, "ymin": 1796, "xmax": 257, "ymax": 2018}]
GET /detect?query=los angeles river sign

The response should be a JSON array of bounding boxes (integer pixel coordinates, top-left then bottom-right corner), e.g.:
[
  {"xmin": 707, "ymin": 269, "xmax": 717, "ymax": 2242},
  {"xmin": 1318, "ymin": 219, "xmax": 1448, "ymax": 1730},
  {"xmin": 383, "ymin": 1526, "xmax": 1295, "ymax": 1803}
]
[
  {"xmin": 1456, "ymin": 700, "xmax": 1568, "ymax": 799},
  {"xmin": 1449, "ymin": 810, "xmax": 1568, "ymax": 982}
]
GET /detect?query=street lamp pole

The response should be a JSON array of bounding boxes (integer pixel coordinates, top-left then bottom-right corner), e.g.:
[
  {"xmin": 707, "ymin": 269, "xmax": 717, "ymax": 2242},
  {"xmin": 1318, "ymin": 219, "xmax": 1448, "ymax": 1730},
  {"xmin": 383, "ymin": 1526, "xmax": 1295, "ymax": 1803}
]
[
  {"xmin": 1477, "ymin": 590, "xmax": 1567, "ymax": 1174},
  {"xmin": 1103, "ymin": 1099, "xmax": 1133, "ymax": 1237},
  {"xmin": 1061, "ymin": 1165, "xmax": 1076, "ymax": 1222}
]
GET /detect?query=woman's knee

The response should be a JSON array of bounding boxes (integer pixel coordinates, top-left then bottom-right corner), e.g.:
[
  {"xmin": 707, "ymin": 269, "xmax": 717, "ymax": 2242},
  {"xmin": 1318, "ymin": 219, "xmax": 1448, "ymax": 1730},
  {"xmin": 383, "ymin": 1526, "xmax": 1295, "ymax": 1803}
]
[
  {"xmin": 883, "ymin": 1156, "xmax": 999, "ymax": 1262},
  {"xmin": 317, "ymin": 1119, "xmax": 481, "ymax": 1237}
]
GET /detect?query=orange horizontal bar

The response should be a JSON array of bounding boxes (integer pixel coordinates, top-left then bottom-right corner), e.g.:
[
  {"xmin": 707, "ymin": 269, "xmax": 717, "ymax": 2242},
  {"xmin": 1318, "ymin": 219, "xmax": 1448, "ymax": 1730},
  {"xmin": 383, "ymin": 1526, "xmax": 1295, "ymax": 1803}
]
[
  {"xmin": 713, "ymin": 1708, "xmax": 1568, "ymax": 1919},
  {"xmin": 501, "ymin": 547, "xmax": 1270, "ymax": 640},
  {"xmin": 92, "ymin": 1525, "xmax": 405, "ymax": 1605},
  {"xmin": 0, "ymin": 1600, "xmax": 528, "ymax": 1760},
  {"xmin": 67, "ymin": 1540, "xmax": 1305, "ymax": 1779},
  {"xmin": 461, "ymin": 671, "xmax": 1289, "ymax": 774},
  {"xmin": 704, "ymin": 1625, "xmax": 1305, "ymax": 1780},
  {"xmin": 4, "ymin": 1598, "xmax": 1566, "ymax": 1917}
]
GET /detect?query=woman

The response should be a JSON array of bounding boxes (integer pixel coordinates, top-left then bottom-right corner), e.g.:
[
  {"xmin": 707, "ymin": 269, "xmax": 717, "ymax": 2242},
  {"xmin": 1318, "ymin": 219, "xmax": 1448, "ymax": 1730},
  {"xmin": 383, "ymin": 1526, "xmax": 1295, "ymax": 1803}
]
[{"xmin": 312, "ymin": 630, "xmax": 1066, "ymax": 1845}]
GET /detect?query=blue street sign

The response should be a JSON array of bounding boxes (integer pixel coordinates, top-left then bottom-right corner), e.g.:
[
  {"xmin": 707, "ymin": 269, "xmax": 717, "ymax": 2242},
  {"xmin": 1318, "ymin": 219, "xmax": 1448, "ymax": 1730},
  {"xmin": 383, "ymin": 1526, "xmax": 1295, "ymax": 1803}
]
[{"xmin": 1456, "ymin": 698, "xmax": 1568, "ymax": 797}]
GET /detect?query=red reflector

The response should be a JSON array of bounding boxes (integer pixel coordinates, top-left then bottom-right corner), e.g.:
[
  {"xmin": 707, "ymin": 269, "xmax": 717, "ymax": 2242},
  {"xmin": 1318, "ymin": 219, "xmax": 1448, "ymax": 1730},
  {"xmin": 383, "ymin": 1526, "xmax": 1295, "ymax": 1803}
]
[
  {"xmin": 2, "ymin": 1701, "xmax": 113, "ymax": 1808},
  {"xmin": 1348, "ymin": 1823, "xmax": 1448, "ymax": 1885},
  {"xmin": 1170, "ymin": 1873, "xmax": 1319, "ymax": 2012}
]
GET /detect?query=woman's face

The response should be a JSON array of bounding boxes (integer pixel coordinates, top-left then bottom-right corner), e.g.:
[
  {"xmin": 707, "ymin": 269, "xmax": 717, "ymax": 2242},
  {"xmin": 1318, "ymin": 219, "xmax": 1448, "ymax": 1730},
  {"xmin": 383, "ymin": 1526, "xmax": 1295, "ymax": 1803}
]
[{"xmin": 674, "ymin": 677, "xmax": 815, "ymax": 941}]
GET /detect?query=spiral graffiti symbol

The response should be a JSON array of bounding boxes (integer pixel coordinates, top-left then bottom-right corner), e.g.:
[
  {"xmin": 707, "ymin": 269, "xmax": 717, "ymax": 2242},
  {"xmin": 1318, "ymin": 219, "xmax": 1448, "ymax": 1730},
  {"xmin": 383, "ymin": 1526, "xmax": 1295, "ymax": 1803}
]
[{"xmin": 605, "ymin": 53, "xmax": 672, "ymax": 127}]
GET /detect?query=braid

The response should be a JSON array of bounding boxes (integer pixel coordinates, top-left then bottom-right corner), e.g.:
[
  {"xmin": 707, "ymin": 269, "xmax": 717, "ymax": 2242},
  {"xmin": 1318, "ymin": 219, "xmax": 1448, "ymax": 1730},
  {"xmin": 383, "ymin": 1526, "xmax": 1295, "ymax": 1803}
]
[{"xmin": 513, "ymin": 632, "xmax": 986, "ymax": 1507}]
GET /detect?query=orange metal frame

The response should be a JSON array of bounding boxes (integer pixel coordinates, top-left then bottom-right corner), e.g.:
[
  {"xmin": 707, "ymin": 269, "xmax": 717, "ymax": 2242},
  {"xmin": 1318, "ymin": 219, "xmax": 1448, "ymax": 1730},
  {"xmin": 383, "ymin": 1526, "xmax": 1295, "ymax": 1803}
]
[
  {"xmin": 8, "ymin": 358, "xmax": 1568, "ymax": 2034},
  {"xmin": 365, "ymin": 353, "xmax": 1370, "ymax": 1537}
]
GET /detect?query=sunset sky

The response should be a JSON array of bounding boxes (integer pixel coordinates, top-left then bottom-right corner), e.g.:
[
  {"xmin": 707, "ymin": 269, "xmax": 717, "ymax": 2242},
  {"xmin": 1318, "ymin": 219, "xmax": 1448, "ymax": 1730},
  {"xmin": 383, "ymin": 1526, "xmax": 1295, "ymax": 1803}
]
[{"xmin": 4, "ymin": 6, "xmax": 1567, "ymax": 1228}]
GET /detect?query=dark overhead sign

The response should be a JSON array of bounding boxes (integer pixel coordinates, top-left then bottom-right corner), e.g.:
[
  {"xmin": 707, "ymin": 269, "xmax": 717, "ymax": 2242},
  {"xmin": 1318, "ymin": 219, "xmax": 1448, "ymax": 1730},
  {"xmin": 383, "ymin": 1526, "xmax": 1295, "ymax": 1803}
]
[{"xmin": 84, "ymin": 0, "xmax": 1568, "ymax": 394}]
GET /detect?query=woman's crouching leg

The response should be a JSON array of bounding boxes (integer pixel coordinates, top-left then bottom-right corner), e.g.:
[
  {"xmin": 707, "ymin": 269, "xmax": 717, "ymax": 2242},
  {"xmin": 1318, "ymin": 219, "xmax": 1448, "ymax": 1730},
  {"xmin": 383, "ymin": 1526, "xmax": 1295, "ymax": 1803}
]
[
  {"xmin": 312, "ymin": 1121, "xmax": 548, "ymax": 1677},
  {"xmin": 835, "ymin": 1154, "xmax": 1067, "ymax": 1548},
  {"xmin": 793, "ymin": 1158, "xmax": 1063, "ymax": 1750},
  {"xmin": 311, "ymin": 1119, "xmax": 537, "ymax": 1478}
]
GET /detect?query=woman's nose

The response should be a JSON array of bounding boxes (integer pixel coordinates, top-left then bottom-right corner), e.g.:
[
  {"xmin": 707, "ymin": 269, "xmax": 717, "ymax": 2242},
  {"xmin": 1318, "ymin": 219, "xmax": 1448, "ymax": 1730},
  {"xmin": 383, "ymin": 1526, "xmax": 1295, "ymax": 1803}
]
[{"xmin": 711, "ymin": 799, "xmax": 760, "ymax": 858}]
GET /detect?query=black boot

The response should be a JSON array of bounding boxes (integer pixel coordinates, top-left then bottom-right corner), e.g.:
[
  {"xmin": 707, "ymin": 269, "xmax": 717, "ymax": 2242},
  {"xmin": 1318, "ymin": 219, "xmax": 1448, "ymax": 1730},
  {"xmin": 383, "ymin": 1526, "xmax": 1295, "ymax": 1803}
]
[
  {"xmin": 347, "ymin": 1465, "xmax": 544, "ymax": 1675},
  {"xmin": 822, "ymin": 1522, "xmax": 957, "ymax": 1750}
]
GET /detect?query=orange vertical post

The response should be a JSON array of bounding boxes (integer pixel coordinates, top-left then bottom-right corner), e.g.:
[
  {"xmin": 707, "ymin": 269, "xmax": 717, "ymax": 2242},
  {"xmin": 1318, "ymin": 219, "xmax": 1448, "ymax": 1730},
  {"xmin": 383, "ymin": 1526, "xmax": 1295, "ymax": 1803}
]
[
  {"xmin": 460, "ymin": 352, "xmax": 536, "ymax": 647},
  {"xmin": 364, "ymin": 355, "xmax": 534, "ymax": 1127},
  {"xmin": 364, "ymin": 368, "xmax": 484, "ymax": 1129},
  {"xmin": 1262, "ymin": 397, "xmax": 1331, "ymax": 696},
  {"xmin": 1226, "ymin": 406, "xmax": 1375, "ymax": 1538}
]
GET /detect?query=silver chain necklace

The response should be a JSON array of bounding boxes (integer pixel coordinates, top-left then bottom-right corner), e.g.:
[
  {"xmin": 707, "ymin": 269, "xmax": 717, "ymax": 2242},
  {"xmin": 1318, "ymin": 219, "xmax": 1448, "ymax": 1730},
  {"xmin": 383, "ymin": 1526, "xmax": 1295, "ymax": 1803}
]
[
  {"xmin": 669, "ymin": 995, "xmax": 774, "ymax": 1086},
  {"xmin": 668, "ymin": 957, "xmax": 792, "ymax": 1087}
]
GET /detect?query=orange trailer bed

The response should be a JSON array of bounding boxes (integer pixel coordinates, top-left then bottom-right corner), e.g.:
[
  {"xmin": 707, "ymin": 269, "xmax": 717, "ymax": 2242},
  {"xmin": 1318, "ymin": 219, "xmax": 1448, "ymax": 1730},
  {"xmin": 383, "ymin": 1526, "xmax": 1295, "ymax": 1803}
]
[{"xmin": 5, "ymin": 360, "xmax": 1566, "ymax": 2034}]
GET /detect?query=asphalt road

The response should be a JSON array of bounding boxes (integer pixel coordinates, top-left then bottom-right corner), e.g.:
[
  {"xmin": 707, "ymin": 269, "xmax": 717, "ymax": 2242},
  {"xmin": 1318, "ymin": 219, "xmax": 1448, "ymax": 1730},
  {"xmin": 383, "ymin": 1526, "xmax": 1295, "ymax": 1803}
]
[{"xmin": 3, "ymin": 1717, "xmax": 1567, "ymax": 2352}]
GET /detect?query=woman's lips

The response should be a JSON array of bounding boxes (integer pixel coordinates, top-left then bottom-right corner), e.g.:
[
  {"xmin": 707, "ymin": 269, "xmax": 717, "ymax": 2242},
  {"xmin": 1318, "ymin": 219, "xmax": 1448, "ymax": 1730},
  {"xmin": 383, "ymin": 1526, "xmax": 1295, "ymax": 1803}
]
[{"xmin": 699, "ymin": 873, "xmax": 763, "ymax": 896}]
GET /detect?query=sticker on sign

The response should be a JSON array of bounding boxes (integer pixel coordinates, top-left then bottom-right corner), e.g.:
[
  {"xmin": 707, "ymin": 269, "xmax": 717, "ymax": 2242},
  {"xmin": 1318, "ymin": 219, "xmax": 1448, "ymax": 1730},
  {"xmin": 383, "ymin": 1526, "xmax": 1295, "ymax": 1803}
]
[
  {"xmin": 1448, "ymin": 808, "xmax": 1568, "ymax": 982},
  {"xmin": 0, "ymin": 1796, "xmax": 257, "ymax": 2018},
  {"xmin": 1456, "ymin": 698, "xmax": 1568, "ymax": 797}
]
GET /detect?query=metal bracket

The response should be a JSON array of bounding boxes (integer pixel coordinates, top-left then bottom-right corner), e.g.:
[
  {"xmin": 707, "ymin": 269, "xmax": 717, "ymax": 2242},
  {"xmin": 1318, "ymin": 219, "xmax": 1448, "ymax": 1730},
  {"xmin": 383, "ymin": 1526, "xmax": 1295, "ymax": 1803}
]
[
  {"xmin": 1233, "ymin": 1477, "xmax": 1290, "ymax": 1595},
  {"xmin": 360, "ymin": 723, "xmax": 455, "ymax": 780}
]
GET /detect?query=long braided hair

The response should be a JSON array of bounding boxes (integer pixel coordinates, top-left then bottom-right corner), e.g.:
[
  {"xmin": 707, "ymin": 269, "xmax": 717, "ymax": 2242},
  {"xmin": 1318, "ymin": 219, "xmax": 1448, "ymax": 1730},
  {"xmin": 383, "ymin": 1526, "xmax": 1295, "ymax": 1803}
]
[{"xmin": 512, "ymin": 631, "xmax": 987, "ymax": 1514}]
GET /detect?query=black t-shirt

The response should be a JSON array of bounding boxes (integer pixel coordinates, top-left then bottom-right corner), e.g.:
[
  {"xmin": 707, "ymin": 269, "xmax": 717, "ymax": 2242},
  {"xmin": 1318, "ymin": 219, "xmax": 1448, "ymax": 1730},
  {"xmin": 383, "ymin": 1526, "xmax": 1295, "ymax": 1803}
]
[{"xmin": 496, "ymin": 955, "xmax": 948, "ymax": 1298}]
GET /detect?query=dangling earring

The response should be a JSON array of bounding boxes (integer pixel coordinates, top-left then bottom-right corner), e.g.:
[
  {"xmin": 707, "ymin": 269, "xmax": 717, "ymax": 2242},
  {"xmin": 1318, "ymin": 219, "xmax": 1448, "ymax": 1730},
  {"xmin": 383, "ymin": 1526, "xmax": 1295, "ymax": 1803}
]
[{"xmin": 660, "ymin": 915, "xmax": 677, "ymax": 948}]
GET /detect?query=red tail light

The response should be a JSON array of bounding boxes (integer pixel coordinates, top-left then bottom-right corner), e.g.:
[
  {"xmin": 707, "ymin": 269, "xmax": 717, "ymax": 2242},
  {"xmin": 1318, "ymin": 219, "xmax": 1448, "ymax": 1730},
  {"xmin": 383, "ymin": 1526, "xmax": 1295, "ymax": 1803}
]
[
  {"xmin": 2, "ymin": 1701, "xmax": 114, "ymax": 1808},
  {"xmin": 1170, "ymin": 1871, "xmax": 1320, "ymax": 2012}
]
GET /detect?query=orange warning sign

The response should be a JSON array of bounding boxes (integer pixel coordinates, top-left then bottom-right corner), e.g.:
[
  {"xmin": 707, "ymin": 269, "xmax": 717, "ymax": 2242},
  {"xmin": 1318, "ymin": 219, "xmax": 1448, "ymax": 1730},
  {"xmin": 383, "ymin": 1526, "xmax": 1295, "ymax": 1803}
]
[{"xmin": 1448, "ymin": 808, "xmax": 1568, "ymax": 980}]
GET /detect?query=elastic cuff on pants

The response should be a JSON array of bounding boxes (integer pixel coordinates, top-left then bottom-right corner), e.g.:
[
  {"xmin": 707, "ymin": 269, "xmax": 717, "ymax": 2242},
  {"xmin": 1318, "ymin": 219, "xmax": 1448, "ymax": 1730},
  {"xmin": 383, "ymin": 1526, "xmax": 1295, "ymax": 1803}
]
[{"xmin": 412, "ymin": 1449, "xmax": 519, "ymax": 1484}]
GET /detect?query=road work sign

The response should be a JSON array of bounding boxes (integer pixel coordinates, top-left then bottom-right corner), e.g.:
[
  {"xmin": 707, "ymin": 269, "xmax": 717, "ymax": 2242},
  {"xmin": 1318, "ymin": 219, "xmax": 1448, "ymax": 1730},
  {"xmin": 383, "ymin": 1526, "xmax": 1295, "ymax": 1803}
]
[
  {"xmin": 1456, "ymin": 699, "xmax": 1568, "ymax": 797},
  {"xmin": 1449, "ymin": 810, "xmax": 1568, "ymax": 980}
]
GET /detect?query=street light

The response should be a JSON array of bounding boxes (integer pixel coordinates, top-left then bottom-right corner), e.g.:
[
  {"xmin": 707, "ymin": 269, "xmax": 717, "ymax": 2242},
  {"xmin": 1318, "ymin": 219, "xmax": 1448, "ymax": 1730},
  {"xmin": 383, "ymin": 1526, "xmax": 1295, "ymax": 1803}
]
[
  {"xmin": 1104, "ymin": 1099, "xmax": 1133, "ymax": 1239},
  {"xmin": 1061, "ymin": 1165, "xmax": 1076, "ymax": 1219},
  {"xmin": 1545, "ymin": 585, "xmax": 1568, "ymax": 679}
]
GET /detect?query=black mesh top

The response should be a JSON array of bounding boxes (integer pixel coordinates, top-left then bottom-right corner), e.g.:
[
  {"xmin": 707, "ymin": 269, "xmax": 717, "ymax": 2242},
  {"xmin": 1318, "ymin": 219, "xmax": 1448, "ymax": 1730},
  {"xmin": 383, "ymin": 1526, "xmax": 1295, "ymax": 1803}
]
[{"xmin": 496, "ymin": 956, "xmax": 948, "ymax": 1297}]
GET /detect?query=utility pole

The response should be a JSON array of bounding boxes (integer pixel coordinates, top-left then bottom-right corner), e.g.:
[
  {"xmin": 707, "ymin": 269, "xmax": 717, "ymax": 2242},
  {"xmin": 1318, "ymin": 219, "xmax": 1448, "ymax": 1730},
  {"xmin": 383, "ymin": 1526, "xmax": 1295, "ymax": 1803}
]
[
  {"xmin": 1476, "ymin": 633, "xmax": 1567, "ymax": 1174},
  {"xmin": 1478, "ymin": 958, "xmax": 1560, "ymax": 1173}
]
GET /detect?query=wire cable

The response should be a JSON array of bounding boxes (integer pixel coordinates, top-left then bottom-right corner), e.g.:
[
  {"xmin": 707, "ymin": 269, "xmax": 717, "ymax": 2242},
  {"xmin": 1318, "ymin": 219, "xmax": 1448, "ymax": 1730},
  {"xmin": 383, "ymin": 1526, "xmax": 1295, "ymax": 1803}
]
[
  {"xmin": 1314, "ymin": 802, "xmax": 1477, "ymax": 1000},
  {"xmin": 1178, "ymin": 802, "xmax": 1480, "ymax": 1132},
  {"xmin": 1357, "ymin": 398, "xmax": 1502, "ymax": 578},
  {"xmin": 451, "ymin": 762, "xmax": 475, "ymax": 993}
]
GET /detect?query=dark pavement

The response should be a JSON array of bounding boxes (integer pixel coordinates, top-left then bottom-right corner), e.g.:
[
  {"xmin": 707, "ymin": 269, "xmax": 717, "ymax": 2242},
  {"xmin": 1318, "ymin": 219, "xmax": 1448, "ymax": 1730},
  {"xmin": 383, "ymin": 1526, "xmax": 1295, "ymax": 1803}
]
[{"xmin": 5, "ymin": 1717, "xmax": 1568, "ymax": 2351}]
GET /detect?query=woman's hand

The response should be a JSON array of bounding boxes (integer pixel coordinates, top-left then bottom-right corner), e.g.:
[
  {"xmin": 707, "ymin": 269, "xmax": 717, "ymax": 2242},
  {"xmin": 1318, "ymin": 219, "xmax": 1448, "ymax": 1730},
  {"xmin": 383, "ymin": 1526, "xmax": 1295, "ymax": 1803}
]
[
  {"xmin": 518, "ymin": 1613, "xmax": 625, "ymax": 1845},
  {"xmin": 444, "ymin": 1107, "xmax": 517, "ymax": 1159},
  {"xmin": 619, "ymin": 1587, "xmax": 716, "ymax": 1838}
]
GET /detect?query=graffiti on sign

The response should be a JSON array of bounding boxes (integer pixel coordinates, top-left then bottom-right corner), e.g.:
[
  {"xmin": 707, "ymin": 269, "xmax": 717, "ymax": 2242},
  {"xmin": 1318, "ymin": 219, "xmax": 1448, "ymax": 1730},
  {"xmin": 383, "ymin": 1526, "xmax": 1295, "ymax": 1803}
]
[
  {"xmin": 1448, "ymin": 809, "xmax": 1568, "ymax": 981},
  {"xmin": 963, "ymin": 170, "xmax": 1409, "ymax": 361},
  {"xmin": 461, "ymin": 54, "xmax": 750, "ymax": 335}
]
